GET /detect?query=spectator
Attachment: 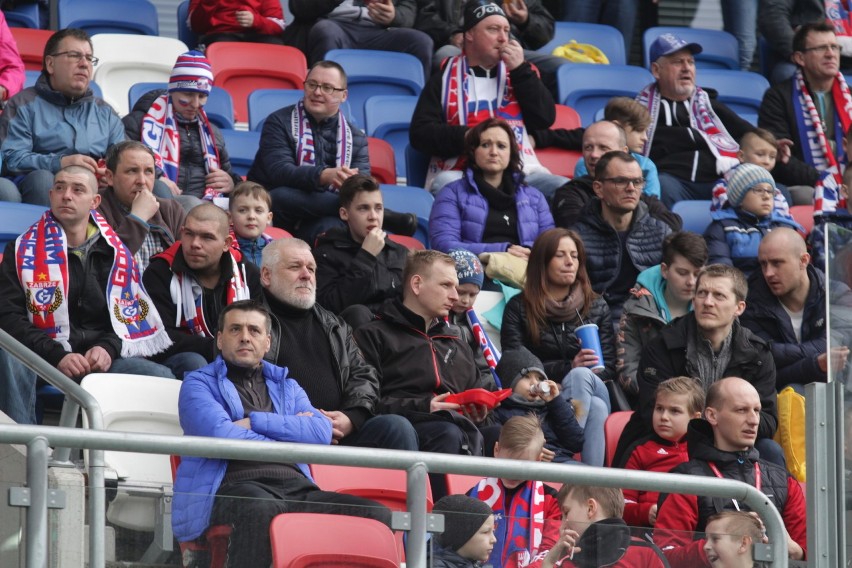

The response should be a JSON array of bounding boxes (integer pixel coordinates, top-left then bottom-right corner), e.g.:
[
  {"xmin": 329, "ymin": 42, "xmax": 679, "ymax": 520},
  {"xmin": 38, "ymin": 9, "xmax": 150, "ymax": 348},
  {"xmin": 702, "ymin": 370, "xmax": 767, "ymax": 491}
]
[
  {"xmin": 559, "ymin": 0, "xmax": 636, "ymax": 59},
  {"xmin": 143, "ymin": 203, "xmax": 263, "ymax": 378},
  {"xmin": 97, "ymin": 141, "xmax": 186, "ymax": 273},
  {"xmin": 260, "ymin": 237, "xmax": 418, "ymax": 450},
  {"xmin": 172, "ymin": 300, "xmax": 391, "ymax": 567},
  {"xmin": 448, "ymin": 249, "xmax": 495, "ymax": 380},
  {"xmin": 429, "ymin": 495, "xmax": 497, "ymax": 568},
  {"xmin": 618, "ymin": 231, "xmax": 707, "ymax": 399},
  {"xmin": 721, "ymin": 1, "xmax": 758, "ymax": 71},
  {"xmin": 0, "ymin": 28, "xmax": 125, "ymax": 206},
  {"xmin": 637, "ymin": 33, "xmax": 751, "ymax": 208},
  {"xmin": 0, "ymin": 10, "xmax": 25, "ymax": 102},
  {"xmin": 410, "ymin": 0, "xmax": 563, "ymax": 199},
  {"xmin": 228, "ymin": 181, "xmax": 273, "ymax": 267},
  {"xmin": 703, "ymin": 511, "xmax": 769, "ymax": 568},
  {"xmin": 654, "ymin": 378, "xmax": 806, "ymax": 567},
  {"xmin": 188, "ymin": 0, "xmax": 286, "ymax": 46},
  {"xmin": 123, "ymin": 50, "xmax": 241, "ymax": 211},
  {"xmin": 501, "ymin": 228, "xmax": 612, "ymax": 466},
  {"xmin": 0, "ymin": 167, "xmax": 174, "ymax": 424},
  {"xmin": 741, "ymin": 227, "xmax": 852, "ymax": 389},
  {"xmin": 429, "ymin": 117, "xmax": 554, "ymax": 255},
  {"xmin": 572, "ymin": 151, "xmax": 672, "ymax": 320}
]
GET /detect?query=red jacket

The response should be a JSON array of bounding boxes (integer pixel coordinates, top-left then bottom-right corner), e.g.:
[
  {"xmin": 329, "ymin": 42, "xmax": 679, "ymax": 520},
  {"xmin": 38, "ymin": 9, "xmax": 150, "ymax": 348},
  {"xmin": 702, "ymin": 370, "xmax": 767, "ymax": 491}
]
[
  {"xmin": 622, "ymin": 435, "xmax": 689, "ymax": 528},
  {"xmin": 189, "ymin": 0, "xmax": 285, "ymax": 36}
]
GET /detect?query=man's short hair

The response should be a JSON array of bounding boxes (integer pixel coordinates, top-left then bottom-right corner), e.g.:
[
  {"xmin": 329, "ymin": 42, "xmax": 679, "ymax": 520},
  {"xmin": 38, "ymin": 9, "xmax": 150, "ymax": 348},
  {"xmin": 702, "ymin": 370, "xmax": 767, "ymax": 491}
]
[
  {"xmin": 402, "ymin": 250, "xmax": 454, "ymax": 291},
  {"xmin": 696, "ymin": 264, "xmax": 748, "ymax": 302},
  {"xmin": 56, "ymin": 165, "xmax": 98, "ymax": 194},
  {"xmin": 594, "ymin": 150, "xmax": 637, "ymax": 181},
  {"xmin": 705, "ymin": 510, "xmax": 765, "ymax": 543},
  {"xmin": 655, "ymin": 376, "xmax": 705, "ymax": 415},
  {"xmin": 741, "ymin": 128, "xmax": 778, "ymax": 150},
  {"xmin": 603, "ymin": 97, "xmax": 651, "ymax": 133},
  {"xmin": 186, "ymin": 202, "xmax": 231, "ymax": 238},
  {"xmin": 105, "ymin": 140, "xmax": 155, "ymax": 173},
  {"xmin": 662, "ymin": 231, "xmax": 708, "ymax": 267},
  {"xmin": 261, "ymin": 237, "xmax": 311, "ymax": 271},
  {"xmin": 309, "ymin": 60, "xmax": 348, "ymax": 88},
  {"xmin": 229, "ymin": 181, "xmax": 272, "ymax": 210},
  {"xmin": 558, "ymin": 485, "xmax": 625, "ymax": 518},
  {"xmin": 497, "ymin": 414, "xmax": 545, "ymax": 455},
  {"xmin": 217, "ymin": 299, "xmax": 272, "ymax": 335},
  {"xmin": 43, "ymin": 28, "xmax": 92, "ymax": 75},
  {"xmin": 792, "ymin": 21, "xmax": 836, "ymax": 54},
  {"xmin": 339, "ymin": 174, "xmax": 381, "ymax": 208}
]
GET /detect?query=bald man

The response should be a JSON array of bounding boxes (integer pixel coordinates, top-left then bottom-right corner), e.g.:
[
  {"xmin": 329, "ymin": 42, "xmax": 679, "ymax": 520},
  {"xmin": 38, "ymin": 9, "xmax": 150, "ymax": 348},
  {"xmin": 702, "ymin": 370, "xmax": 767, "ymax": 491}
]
[{"xmin": 741, "ymin": 228, "xmax": 851, "ymax": 388}]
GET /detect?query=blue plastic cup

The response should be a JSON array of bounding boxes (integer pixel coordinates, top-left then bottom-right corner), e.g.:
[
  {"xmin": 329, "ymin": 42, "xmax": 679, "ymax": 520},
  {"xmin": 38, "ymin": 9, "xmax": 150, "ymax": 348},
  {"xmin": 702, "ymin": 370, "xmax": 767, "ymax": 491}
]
[{"xmin": 575, "ymin": 323, "xmax": 605, "ymax": 370}]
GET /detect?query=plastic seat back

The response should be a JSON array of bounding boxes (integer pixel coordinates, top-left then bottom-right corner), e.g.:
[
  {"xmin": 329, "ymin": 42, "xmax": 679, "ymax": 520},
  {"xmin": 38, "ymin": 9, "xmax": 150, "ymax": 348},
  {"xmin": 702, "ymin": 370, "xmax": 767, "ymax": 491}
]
[
  {"xmin": 310, "ymin": 463, "xmax": 432, "ymax": 513},
  {"xmin": 219, "ymin": 129, "xmax": 260, "ymax": 178},
  {"xmin": 536, "ymin": 104, "xmax": 583, "ymax": 177},
  {"xmin": 536, "ymin": 21, "xmax": 626, "ymax": 65},
  {"xmin": 365, "ymin": 95, "xmax": 419, "ymax": 179},
  {"xmin": 698, "ymin": 69, "xmax": 769, "ymax": 125},
  {"xmin": 206, "ymin": 42, "xmax": 307, "ymax": 123},
  {"xmin": 176, "ymin": 0, "xmax": 198, "ymax": 49},
  {"xmin": 643, "ymin": 27, "xmax": 738, "ymax": 70},
  {"xmin": 368, "ymin": 137, "xmax": 397, "ymax": 185},
  {"xmin": 558, "ymin": 64, "xmax": 654, "ymax": 125},
  {"xmin": 248, "ymin": 88, "xmax": 304, "ymax": 131},
  {"xmin": 790, "ymin": 205, "xmax": 814, "ymax": 236},
  {"xmin": 380, "ymin": 184, "xmax": 434, "ymax": 247},
  {"xmin": 11, "ymin": 28, "xmax": 52, "ymax": 72},
  {"xmin": 5, "ymin": 3, "xmax": 40, "ymax": 29},
  {"xmin": 605, "ymin": 410, "xmax": 634, "ymax": 466},
  {"xmin": 0, "ymin": 203, "xmax": 46, "ymax": 250},
  {"xmin": 672, "ymin": 200, "xmax": 712, "ymax": 234},
  {"xmin": 59, "ymin": 0, "xmax": 159, "ymax": 36}
]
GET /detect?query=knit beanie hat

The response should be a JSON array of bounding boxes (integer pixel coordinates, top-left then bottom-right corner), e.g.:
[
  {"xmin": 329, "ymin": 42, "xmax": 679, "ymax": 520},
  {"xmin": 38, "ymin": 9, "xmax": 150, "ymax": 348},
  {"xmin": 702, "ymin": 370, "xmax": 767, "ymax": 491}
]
[
  {"xmin": 462, "ymin": 0, "xmax": 509, "ymax": 32},
  {"xmin": 169, "ymin": 50, "xmax": 214, "ymax": 95},
  {"xmin": 433, "ymin": 495, "xmax": 494, "ymax": 552},
  {"xmin": 725, "ymin": 163, "xmax": 775, "ymax": 207},
  {"xmin": 496, "ymin": 347, "xmax": 547, "ymax": 389},
  {"xmin": 449, "ymin": 249, "xmax": 485, "ymax": 289}
]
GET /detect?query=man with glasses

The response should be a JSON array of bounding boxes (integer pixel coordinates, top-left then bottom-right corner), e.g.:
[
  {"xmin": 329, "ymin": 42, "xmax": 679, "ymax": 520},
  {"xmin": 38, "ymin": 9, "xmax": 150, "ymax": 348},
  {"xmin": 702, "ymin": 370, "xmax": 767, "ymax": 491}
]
[
  {"xmin": 759, "ymin": 22, "xmax": 852, "ymax": 191},
  {"xmin": 0, "ymin": 28, "xmax": 125, "ymax": 206},
  {"xmin": 571, "ymin": 150, "xmax": 671, "ymax": 322}
]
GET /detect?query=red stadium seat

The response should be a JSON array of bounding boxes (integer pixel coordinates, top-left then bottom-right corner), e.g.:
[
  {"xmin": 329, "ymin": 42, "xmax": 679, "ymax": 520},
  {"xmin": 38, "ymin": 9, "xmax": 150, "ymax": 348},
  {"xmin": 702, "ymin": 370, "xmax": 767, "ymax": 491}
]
[
  {"xmin": 310, "ymin": 463, "xmax": 432, "ymax": 513},
  {"xmin": 387, "ymin": 234, "xmax": 424, "ymax": 250},
  {"xmin": 605, "ymin": 411, "xmax": 634, "ymax": 467},
  {"xmin": 10, "ymin": 28, "xmax": 51, "ymax": 72},
  {"xmin": 790, "ymin": 205, "xmax": 814, "ymax": 236},
  {"xmin": 536, "ymin": 104, "xmax": 583, "ymax": 178},
  {"xmin": 368, "ymin": 137, "xmax": 397, "ymax": 185}
]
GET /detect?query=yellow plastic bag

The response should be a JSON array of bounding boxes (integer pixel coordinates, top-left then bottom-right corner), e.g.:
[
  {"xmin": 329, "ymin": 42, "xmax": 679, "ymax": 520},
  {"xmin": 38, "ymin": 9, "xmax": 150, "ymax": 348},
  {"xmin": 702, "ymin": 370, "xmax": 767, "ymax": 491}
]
[
  {"xmin": 552, "ymin": 40, "xmax": 610, "ymax": 64},
  {"xmin": 773, "ymin": 386, "xmax": 806, "ymax": 482}
]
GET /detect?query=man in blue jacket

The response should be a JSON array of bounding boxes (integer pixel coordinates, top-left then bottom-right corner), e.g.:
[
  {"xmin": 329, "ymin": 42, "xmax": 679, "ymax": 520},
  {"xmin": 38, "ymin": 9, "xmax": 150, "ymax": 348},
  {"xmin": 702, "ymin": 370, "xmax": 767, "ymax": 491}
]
[{"xmin": 172, "ymin": 300, "xmax": 390, "ymax": 567}]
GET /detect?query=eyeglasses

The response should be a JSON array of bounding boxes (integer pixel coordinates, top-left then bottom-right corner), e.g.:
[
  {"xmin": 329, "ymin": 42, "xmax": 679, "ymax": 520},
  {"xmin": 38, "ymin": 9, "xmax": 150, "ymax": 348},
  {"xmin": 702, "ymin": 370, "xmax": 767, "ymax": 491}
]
[
  {"xmin": 601, "ymin": 177, "xmax": 646, "ymax": 190},
  {"xmin": 50, "ymin": 50, "xmax": 98, "ymax": 65},
  {"xmin": 749, "ymin": 186, "xmax": 775, "ymax": 196},
  {"xmin": 800, "ymin": 44, "xmax": 841, "ymax": 55},
  {"xmin": 303, "ymin": 80, "xmax": 345, "ymax": 95}
]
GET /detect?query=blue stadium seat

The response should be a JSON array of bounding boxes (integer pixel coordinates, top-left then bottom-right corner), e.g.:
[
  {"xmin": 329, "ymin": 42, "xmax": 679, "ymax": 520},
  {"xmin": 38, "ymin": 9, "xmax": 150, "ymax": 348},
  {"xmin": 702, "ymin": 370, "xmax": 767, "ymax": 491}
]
[
  {"xmin": 177, "ymin": 1, "xmax": 198, "ymax": 49},
  {"xmin": 380, "ymin": 184, "xmax": 433, "ymax": 247},
  {"xmin": 128, "ymin": 83, "xmax": 235, "ymax": 130},
  {"xmin": 557, "ymin": 64, "xmax": 654, "ymax": 125},
  {"xmin": 0, "ymin": 203, "xmax": 47, "ymax": 250},
  {"xmin": 4, "ymin": 3, "xmax": 40, "ymax": 29},
  {"xmin": 219, "ymin": 129, "xmax": 259, "ymax": 178},
  {"xmin": 699, "ymin": 69, "xmax": 769, "ymax": 127},
  {"xmin": 365, "ymin": 95, "xmax": 419, "ymax": 180},
  {"xmin": 405, "ymin": 144, "xmax": 430, "ymax": 190},
  {"xmin": 535, "ymin": 22, "xmax": 626, "ymax": 65},
  {"xmin": 247, "ymin": 89, "xmax": 304, "ymax": 131},
  {"xmin": 59, "ymin": 0, "xmax": 159, "ymax": 36},
  {"xmin": 325, "ymin": 49, "xmax": 424, "ymax": 130},
  {"xmin": 672, "ymin": 200, "xmax": 712, "ymax": 234},
  {"xmin": 643, "ymin": 27, "xmax": 738, "ymax": 70}
]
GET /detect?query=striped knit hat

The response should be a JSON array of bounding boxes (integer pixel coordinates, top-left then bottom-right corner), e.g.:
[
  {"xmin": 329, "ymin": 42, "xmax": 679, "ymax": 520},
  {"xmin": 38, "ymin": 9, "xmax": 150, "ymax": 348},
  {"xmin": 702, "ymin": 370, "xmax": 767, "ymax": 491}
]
[
  {"xmin": 726, "ymin": 163, "xmax": 775, "ymax": 207},
  {"xmin": 169, "ymin": 50, "xmax": 213, "ymax": 95}
]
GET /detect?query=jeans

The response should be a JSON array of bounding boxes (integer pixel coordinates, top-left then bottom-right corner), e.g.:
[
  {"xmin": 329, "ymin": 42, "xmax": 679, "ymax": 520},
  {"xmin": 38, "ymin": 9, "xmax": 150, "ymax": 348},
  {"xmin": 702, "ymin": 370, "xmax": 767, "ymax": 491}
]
[
  {"xmin": 17, "ymin": 170, "xmax": 54, "ymax": 206},
  {"xmin": 560, "ymin": 0, "xmax": 638, "ymax": 59},
  {"xmin": 269, "ymin": 185, "xmax": 344, "ymax": 244},
  {"xmin": 658, "ymin": 173, "xmax": 717, "ymax": 208},
  {"xmin": 341, "ymin": 414, "xmax": 419, "ymax": 451},
  {"xmin": 755, "ymin": 437, "xmax": 787, "ymax": 469},
  {"xmin": 0, "ymin": 177, "xmax": 21, "ymax": 202},
  {"xmin": 720, "ymin": 0, "xmax": 757, "ymax": 71},
  {"xmin": 107, "ymin": 357, "xmax": 176, "ymax": 378},
  {"xmin": 161, "ymin": 351, "xmax": 208, "ymax": 380},
  {"xmin": 560, "ymin": 367, "xmax": 610, "ymax": 467}
]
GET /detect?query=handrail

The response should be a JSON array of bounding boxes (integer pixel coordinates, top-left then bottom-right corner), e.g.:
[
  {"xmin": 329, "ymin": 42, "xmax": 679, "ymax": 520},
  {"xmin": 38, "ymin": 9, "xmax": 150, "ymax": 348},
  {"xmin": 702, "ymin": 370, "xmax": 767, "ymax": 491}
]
[
  {"xmin": 0, "ymin": 424, "xmax": 790, "ymax": 568},
  {"xmin": 0, "ymin": 329, "xmax": 106, "ymax": 568}
]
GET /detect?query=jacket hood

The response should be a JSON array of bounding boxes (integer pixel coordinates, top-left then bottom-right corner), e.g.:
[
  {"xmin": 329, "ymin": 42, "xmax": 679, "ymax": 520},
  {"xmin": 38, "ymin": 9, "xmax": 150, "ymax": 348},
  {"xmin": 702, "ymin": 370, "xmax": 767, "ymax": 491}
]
[
  {"xmin": 635, "ymin": 264, "xmax": 672, "ymax": 321},
  {"xmin": 36, "ymin": 72, "xmax": 96, "ymax": 106},
  {"xmin": 685, "ymin": 418, "xmax": 760, "ymax": 464}
]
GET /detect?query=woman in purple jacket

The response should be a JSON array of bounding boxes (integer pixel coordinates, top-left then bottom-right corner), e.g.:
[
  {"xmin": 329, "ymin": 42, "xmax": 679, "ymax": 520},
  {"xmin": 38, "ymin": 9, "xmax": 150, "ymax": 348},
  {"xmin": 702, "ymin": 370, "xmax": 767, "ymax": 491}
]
[{"xmin": 429, "ymin": 117, "xmax": 554, "ymax": 256}]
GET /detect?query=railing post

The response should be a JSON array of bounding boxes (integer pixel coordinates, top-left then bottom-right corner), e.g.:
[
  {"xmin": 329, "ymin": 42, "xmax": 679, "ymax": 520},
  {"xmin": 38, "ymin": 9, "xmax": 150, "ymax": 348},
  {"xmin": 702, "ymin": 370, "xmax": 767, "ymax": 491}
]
[
  {"xmin": 26, "ymin": 436, "xmax": 49, "ymax": 568},
  {"xmin": 406, "ymin": 462, "xmax": 429, "ymax": 568}
]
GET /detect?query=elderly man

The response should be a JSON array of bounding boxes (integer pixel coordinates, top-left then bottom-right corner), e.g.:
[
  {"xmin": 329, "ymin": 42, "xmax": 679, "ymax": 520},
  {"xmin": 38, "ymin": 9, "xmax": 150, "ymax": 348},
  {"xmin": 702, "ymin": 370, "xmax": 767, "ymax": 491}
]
[
  {"xmin": 741, "ymin": 227, "xmax": 852, "ymax": 388},
  {"xmin": 654, "ymin": 378, "xmax": 807, "ymax": 567},
  {"xmin": 0, "ymin": 28, "xmax": 125, "ymax": 206},
  {"xmin": 0, "ymin": 166, "xmax": 174, "ymax": 423},
  {"xmin": 260, "ymin": 238, "xmax": 418, "ymax": 450},
  {"xmin": 637, "ymin": 33, "xmax": 752, "ymax": 208},
  {"xmin": 97, "ymin": 141, "xmax": 186, "ymax": 272},
  {"xmin": 409, "ymin": 0, "xmax": 565, "ymax": 199}
]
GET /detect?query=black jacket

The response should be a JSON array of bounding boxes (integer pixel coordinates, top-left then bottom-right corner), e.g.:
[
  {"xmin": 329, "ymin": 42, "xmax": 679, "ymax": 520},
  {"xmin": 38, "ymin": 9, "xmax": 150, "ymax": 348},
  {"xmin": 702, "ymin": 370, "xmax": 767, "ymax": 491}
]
[
  {"xmin": 500, "ymin": 293, "xmax": 616, "ymax": 382},
  {"xmin": 759, "ymin": 0, "xmax": 851, "ymax": 65},
  {"xmin": 493, "ymin": 393, "xmax": 584, "ymax": 461},
  {"xmin": 264, "ymin": 292, "xmax": 380, "ymax": 431},
  {"xmin": 314, "ymin": 227, "xmax": 407, "ymax": 314}
]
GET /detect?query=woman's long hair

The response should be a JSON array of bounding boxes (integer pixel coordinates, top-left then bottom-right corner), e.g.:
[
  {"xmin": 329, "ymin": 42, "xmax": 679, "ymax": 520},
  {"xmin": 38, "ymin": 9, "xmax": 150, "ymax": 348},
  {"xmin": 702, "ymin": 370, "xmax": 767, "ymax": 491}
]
[
  {"xmin": 463, "ymin": 117, "xmax": 523, "ymax": 178},
  {"xmin": 523, "ymin": 228, "xmax": 594, "ymax": 343}
]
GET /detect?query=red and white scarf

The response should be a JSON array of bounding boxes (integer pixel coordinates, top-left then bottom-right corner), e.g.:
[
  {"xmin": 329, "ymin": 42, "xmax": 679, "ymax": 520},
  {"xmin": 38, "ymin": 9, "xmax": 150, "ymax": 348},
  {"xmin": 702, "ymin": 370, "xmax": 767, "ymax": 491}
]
[
  {"xmin": 15, "ymin": 210, "xmax": 172, "ymax": 358},
  {"xmin": 827, "ymin": 0, "xmax": 852, "ymax": 37},
  {"xmin": 637, "ymin": 82, "xmax": 740, "ymax": 175},
  {"xmin": 290, "ymin": 100, "xmax": 352, "ymax": 192},
  {"xmin": 141, "ymin": 92, "xmax": 223, "ymax": 200}
]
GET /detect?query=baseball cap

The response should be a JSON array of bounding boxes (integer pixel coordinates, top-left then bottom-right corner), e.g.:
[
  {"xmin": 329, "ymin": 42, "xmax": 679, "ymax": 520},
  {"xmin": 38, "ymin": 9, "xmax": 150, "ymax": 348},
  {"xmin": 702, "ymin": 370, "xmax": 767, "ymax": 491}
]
[{"xmin": 649, "ymin": 32, "xmax": 703, "ymax": 64}]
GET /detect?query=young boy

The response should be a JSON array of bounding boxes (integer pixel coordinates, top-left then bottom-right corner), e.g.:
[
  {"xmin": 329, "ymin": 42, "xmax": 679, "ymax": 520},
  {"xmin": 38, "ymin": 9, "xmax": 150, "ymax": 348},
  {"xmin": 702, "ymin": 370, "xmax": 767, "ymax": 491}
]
[
  {"xmin": 705, "ymin": 163, "xmax": 803, "ymax": 277},
  {"xmin": 467, "ymin": 415, "xmax": 562, "ymax": 568},
  {"xmin": 229, "ymin": 181, "xmax": 273, "ymax": 266},
  {"xmin": 703, "ymin": 511, "xmax": 768, "ymax": 568},
  {"xmin": 621, "ymin": 377, "xmax": 704, "ymax": 528},
  {"xmin": 430, "ymin": 495, "xmax": 497, "ymax": 567},
  {"xmin": 314, "ymin": 174, "xmax": 408, "ymax": 317},
  {"xmin": 493, "ymin": 347, "xmax": 586, "ymax": 464}
]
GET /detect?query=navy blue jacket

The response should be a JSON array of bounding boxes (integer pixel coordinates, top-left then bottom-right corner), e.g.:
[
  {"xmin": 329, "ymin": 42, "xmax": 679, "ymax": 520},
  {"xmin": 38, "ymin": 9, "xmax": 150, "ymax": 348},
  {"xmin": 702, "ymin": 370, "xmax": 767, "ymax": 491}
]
[{"xmin": 493, "ymin": 394, "xmax": 584, "ymax": 461}]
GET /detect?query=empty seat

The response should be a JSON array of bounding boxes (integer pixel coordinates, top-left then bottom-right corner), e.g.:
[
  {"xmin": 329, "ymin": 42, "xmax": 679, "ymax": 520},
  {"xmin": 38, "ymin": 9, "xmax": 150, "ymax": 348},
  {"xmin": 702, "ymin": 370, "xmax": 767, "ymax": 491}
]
[
  {"xmin": 365, "ymin": 95, "xmax": 419, "ymax": 180},
  {"xmin": 698, "ymin": 69, "xmax": 769, "ymax": 126},
  {"xmin": 11, "ymin": 28, "xmax": 52, "ymax": 72},
  {"xmin": 535, "ymin": 104, "xmax": 583, "ymax": 177},
  {"xmin": 206, "ymin": 42, "xmax": 307, "ymax": 123},
  {"xmin": 368, "ymin": 137, "xmax": 397, "ymax": 186},
  {"xmin": 128, "ymin": 83, "xmax": 235, "ymax": 130},
  {"xmin": 672, "ymin": 200, "xmax": 712, "ymax": 234},
  {"xmin": 558, "ymin": 64, "xmax": 654, "ymax": 126},
  {"xmin": 248, "ymin": 88, "xmax": 305, "ymax": 131},
  {"xmin": 219, "ymin": 129, "xmax": 260, "ymax": 178},
  {"xmin": 0, "ymin": 203, "xmax": 47, "ymax": 251},
  {"xmin": 58, "ymin": 0, "xmax": 159, "ymax": 36},
  {"xmin": 536, "ymin": 21, "xmax": 626, "ymax": 65},
  {"xmin": 643, "ymin": 27, "xmax": 738, "ymax": 70},
  {"xmin": 176, "ymin": 1, "xmax": 198, "ymax": 49},
  {"xmin": 380, "ymin": 184, "xmax": 434, "ymax": 247},
  {"xmin": 4, "ymin": 3, "xmax": 40, "ymax": 29}
]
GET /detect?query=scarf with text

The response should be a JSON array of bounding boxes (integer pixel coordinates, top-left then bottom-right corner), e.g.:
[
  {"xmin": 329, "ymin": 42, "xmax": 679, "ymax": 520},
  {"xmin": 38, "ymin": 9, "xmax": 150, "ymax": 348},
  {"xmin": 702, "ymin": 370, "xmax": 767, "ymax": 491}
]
[
  {"xmin": 141, "ymin": 92, "xmax": 223, "ymax": 200},
  {"xmin": 827, "ymin": 0, "xmax": 852, "ymax": 37},
  {"xmin": 16, "ymin": 210, "xmax": 172, "ymax": 358},
  {"xmin": 290, "ymin": 100, "xmax": 352, "ymax": 192},
  {"xmin": 637, "ymin": 82, "xmax": 740, "ymax": 175}
]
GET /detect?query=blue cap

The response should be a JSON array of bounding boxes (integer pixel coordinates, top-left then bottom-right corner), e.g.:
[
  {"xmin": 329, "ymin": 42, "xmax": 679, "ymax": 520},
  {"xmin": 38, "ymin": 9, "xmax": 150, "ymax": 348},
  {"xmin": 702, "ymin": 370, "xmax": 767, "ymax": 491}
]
[{"xmin": 649, "ymin": 33, "xmax": 703, "ymax": 64}]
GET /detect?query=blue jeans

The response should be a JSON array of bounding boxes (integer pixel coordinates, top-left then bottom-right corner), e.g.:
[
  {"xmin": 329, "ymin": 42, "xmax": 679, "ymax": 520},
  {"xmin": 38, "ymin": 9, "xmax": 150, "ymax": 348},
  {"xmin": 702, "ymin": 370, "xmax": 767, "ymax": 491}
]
[
  {"xmin": 107, "ymin": 357, "xmax": 175, "ymax": 378},
  {"xmin": 17, "ymin": 170, "xmax": 54, "ymax": 206},
  {"xmin": 269, "ymin": 185, "xmax": 344, "ymax": 244},
  {"xmin": 721, "ymin": 0, "xmax": 757, "ymax": 71},
  {"xmin": 341, "ymin": 414, "xmax": 419, "ymax": 451},
  {"xmin": 0, "ymin": 177, "xmax": 21, "ymax": 202},
  {"xmin": 0, "ymin": 349, "xmax": 38, "ymax": 424},
  {"xmin": 560, "ymin": 367, "xmax": 610, "ymax": 467},
  {"xmin": 161, "ymin": 351, "xmax": 208, "ymax": 380},
  {"xmin": 560, "ymin": 0, "xmax": 637, "ymax": 58}
]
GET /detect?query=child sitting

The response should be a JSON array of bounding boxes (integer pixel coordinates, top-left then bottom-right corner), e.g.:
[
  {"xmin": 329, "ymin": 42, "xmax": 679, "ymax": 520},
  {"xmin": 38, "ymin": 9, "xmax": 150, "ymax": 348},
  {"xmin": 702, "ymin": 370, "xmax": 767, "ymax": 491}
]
[
  {"xmin": 229, "ymin": 181, "xmax": 273, "ymax": 266},
  {"xmin": 430, "ymin": 495, "xmax": 497, "ymax": 568},
  {"xmin": 705, "ymin": 163, "xmax": 803, "ymax": 276},
  {"xmin": 493, "ymin": 347, "xmax": 585, "ymax": 463},
  {"xmin": 621, "ymin": 377, "xmax": 704, "ymax": 528},
  {"xmin": 703, "ymin": 511, "xmax": 768, "ymax": 568},
  {"xmin": 467, "ymin": 415, "xmax": 562, "ymax": 568}
]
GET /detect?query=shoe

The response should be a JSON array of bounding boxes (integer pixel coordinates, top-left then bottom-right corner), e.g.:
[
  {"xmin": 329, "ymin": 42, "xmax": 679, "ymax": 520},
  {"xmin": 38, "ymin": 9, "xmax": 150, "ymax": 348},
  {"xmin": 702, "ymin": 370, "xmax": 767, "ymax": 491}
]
[{"xmin": 382, "ymin": 209, "xmax": 418, "ymax": 236}]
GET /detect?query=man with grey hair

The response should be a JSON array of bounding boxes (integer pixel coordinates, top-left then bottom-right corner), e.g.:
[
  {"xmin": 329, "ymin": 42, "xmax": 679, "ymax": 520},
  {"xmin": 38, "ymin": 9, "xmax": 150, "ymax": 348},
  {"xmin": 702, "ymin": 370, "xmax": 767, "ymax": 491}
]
[{"xmin": 260, "ymin": 238, "xmax": 418, "ymax": 450}]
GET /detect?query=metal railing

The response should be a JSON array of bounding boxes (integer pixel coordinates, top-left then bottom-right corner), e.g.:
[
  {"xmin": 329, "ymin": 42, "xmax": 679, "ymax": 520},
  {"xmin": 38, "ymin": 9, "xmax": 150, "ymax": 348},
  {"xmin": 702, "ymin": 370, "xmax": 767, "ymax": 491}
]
[{"xmin": 0, "ymin": 423, "xmax": 790, "ymax": 568}]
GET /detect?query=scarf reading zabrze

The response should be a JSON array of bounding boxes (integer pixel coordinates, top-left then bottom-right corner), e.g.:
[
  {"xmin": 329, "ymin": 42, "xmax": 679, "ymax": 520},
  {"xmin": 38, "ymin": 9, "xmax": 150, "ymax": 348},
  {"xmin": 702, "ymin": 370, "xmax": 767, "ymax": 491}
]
[{"xmin": 15, "ymin": 210, "xmax": 172, "ymax": 358}]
